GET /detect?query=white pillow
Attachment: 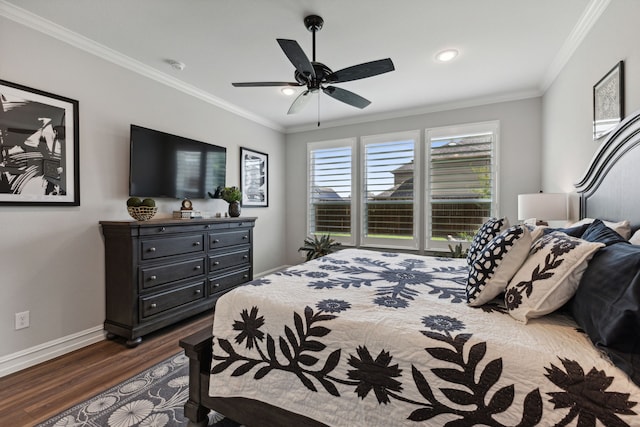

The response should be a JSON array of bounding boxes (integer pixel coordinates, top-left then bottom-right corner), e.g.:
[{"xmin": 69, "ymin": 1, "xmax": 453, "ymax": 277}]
[
  {"xmin": 467, "ymin": 225, "xmax": 532, "ymax": 307},
  {"xmin": 505, "ymin": 231, "xmax": 604, "ymax": 323},
  {"xmin": 570, "ymin": 218, "xmax": 631, "ymax": 240},
  {"xmin": 629, "ymin": 229, "xmax": 640, "ymax": 245}
]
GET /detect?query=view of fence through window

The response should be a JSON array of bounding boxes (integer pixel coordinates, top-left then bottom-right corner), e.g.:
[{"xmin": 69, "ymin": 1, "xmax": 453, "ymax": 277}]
[
  {"xmin": 364, "ymin": 140, "xmax": 414, "ymax": 238},
  {"xmin": 309, "ymin": 146, "xmax": 352, "ymax": 237},
  {"xmin": 429, "ymin": 133, "xmax": 493, "ymax": 241}
]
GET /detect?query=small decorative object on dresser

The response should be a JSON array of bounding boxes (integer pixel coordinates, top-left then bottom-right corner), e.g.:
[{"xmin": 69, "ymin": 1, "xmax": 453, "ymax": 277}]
[
  {"xmin": 221, "ymin": 186, "xmax": 242, "ymax": 217},
  {"xmin": 100, "ymin": 217, "xmax": 256, "ymax": 347},
  {"xmin": 126, "ymin": 197, "xmax": 157, "ymax": 221}
]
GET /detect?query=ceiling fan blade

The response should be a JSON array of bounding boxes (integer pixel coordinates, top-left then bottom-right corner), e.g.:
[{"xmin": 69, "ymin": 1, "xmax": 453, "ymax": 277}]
[
  {"xmin": 277, "ymin": 39, "xmax": 316, "ymax": 80},
  {"xmin": 287, "ymin": 90, "xmax": 313, "ymax": 114},
  {"xmin": 232, "ymin": 82, "xmax": 301, "ymax": 87},
  {"xmin": 323, "ymin": 86, "xmax": 371, "ymax": 109},
  {"xmin": 329, "ymin": 58, "xmax": 395, "ymax": 83}
]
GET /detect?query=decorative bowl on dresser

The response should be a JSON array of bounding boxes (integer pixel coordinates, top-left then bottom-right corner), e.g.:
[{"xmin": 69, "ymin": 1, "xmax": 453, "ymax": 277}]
[{"xmin": 99, "ymin": 217, "xmax": 256, "ymax": 347}]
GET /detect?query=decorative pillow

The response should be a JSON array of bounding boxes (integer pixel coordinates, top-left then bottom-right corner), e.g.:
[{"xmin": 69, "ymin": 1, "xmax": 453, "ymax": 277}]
[
  {"xmin": 467, "ymin": 225, "xmax": 532, "ymax": 307},
  {"xmin": 466, "ymin": 217, "xmax": 509, "ymax": 266},
  {"xmin": 630, "ymin": 229, "xmax": 640, "ymax": 245},
  {"xmin": 505, "ymin": 231, "xmax": 604, "ymax": 323},
  {"xmin": 569, "ymin": 218, "xmax": 631, "ymax": 239},
  {"xmin": 581, "ymin": 219, "xmax": 630, "ymax": 246},
  {"xmin": 568, "ymin": 243, "xmax": 640, "ymax": 385},
  {"xmin": 541, "ymin": 222, "xmax": 590, "ymax": 238}
]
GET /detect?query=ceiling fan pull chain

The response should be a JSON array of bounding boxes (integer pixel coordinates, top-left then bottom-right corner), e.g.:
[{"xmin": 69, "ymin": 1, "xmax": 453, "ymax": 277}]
[{"xmin": 317, "ymin": 93, "xmax": 321, "ymax": 127}]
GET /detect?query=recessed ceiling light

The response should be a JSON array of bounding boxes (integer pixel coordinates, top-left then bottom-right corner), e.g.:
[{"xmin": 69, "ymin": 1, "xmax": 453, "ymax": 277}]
[
  {"xmin": 281, "ymin": 87, "xmax": 296, "ymax": 96},
  {"xmin": 435, "ymin": 49, "xmax": 459, "ymax": 63}
]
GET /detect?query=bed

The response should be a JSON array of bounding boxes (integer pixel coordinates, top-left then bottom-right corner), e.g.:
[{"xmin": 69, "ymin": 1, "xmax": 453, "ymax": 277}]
[{"xmin": 180, "ymin": 110, "xmax": 640, "ymax": 427}]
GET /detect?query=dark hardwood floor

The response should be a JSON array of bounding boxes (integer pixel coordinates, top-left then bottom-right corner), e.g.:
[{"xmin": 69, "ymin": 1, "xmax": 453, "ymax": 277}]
[{"xmin": 0, "ymin": 311, "xmax": 213, "ymax": 426}]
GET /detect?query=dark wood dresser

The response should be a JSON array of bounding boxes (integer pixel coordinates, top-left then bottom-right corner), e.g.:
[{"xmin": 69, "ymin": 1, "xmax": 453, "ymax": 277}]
[{"xmin": 100, "ymin": 217, "xmax": 256, "ymax": 347}]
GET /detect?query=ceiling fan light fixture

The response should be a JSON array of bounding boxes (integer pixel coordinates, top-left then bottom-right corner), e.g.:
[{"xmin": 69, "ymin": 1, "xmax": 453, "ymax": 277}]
[
  {"xmin": 281, "ymin": 87, "xmax": 296, "ymax": 96},
  {"xmin": 435, "ymin": 49, "xmax": 459, "ymax": 62}
]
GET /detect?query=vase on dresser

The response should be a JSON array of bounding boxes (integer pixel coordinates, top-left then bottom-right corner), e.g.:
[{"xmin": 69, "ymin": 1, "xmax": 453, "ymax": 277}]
[{"xmin": 228, "ymin": 201, "xmax": 241, "ymax": 217}]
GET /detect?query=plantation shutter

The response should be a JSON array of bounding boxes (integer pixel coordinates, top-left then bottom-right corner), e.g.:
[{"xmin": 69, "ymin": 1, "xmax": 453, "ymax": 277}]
[
  {"xmin": 427, "ymin": 123, "xmax": 497, "ymax": 248},
  {"xmin": 361, "ymin": 131, "xmax": 418, "ymax": 249},
  {"xmin": 308, "ymin": 140, "xmax": 355, "ymax": 245}
]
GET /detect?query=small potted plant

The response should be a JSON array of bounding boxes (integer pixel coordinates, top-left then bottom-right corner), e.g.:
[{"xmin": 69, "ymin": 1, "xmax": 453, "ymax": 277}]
[
  {"xmin": 298, "ymin": 234, "xmax": 341, "ymax": 261},
  {"xmin": 221, "ymin": 186, "xmax": 242, "ymax": 217}
]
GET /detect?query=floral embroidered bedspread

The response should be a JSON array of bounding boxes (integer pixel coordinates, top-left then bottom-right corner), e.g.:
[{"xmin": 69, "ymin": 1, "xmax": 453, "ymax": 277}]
[{"xmin": 208, "ymin": 248, "xmax": 639, "ymax": 426}]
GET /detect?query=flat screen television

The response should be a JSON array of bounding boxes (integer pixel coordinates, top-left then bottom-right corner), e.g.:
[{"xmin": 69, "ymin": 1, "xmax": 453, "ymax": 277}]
[{"xmin": 129, "ymin": 125, "xmax": 226, "ymax": 199}]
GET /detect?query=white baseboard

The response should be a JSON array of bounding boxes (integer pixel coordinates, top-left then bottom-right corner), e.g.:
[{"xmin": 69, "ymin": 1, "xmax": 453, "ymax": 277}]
[
  {"xmin": 0, "ymin": 326, "xmax": 105, "ymax": 377},
  {"xmin": 255, "ymin": 265, "xmax": 291, "ymax": 277}
]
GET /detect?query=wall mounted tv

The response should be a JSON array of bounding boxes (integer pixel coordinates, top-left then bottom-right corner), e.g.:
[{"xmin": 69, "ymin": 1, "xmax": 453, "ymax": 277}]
[{"xmin": 129, "ymin": 125, "xmax": 226, "ymax": 199}]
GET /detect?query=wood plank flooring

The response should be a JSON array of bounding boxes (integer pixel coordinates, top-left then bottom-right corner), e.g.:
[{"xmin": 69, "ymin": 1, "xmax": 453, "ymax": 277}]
[{"xmin": 0, "ymin": 311, "xmax": 213, "ymax": 426}]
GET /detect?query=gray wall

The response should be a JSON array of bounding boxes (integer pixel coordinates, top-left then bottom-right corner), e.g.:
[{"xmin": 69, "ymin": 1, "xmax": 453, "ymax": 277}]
[
  {"xmin": 0, "ymin": 17, "xmax": 286, "ymax": 364},
  {"xmin": 284, "ymin": 98, "xmax": 542, "ymax": 264},
  {"xmin": 542, "ymin": 0, "xmax": 640, "ymax": 219}
]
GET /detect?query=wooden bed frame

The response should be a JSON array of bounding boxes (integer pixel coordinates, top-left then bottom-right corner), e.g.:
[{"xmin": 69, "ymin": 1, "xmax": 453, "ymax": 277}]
[{"xmin": 180, "ymin": 108, "xmax": 640, "ymax": 427}]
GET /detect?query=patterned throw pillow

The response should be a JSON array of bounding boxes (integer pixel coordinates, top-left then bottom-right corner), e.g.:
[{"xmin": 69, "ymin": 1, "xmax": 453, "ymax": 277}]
[
  {"xmin": 467, "ymin": 225, "xmax": 532, "ymax": 307},
  {"xmin": 466, "ymin": 217, "xmax": 509, "ymax": 266},
  {"xmin": 505, "ymin": 231, "xmax": 604, "ymax": 323}
]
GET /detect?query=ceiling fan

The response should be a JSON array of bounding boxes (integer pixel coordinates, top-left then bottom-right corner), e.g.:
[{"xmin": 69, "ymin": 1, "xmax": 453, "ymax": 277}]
[{"xmin": 232, "ymin": 15, "xmax": 395, "ymax": 117}]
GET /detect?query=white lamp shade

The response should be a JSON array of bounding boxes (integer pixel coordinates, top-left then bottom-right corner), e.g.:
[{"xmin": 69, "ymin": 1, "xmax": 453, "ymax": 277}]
[{"xmin": 517, "ymin": 193, "xmax": 568, "ymax": 221}]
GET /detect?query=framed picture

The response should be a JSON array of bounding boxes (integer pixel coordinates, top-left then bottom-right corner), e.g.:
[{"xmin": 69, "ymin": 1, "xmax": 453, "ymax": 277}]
[
  {"xmin": 593, "ymin": 61, "xmax": 624, "ymax": 140},
  {"xmin": 0, "ymin": 79, "xmax": 79, "ymax": 205},
  {"xmin": 240, "ymin": 147, "xmax": 268, "ymax": 207}
]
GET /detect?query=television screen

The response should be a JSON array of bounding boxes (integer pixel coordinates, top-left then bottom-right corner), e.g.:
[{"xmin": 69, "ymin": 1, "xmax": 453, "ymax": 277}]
[{"xmin": 129, "ymin": 125, "xmax": 226, "ymax": 199}]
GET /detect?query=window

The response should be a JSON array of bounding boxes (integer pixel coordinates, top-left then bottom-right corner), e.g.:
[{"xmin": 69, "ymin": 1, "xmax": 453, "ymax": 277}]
[
  {"xmin": 305, "ymin": 121, "xmax": 498, "ymax": 252},
  {"xmin": 307, "ymin": 138, "xmax": 356, "ymax": 246},
  {"xmin": 361, "ymin": 131, "xmax": 419, "ymax": 249},
  {"xmin": 426, "ymin": 122, "xmax": 498, "ymax": 249}
]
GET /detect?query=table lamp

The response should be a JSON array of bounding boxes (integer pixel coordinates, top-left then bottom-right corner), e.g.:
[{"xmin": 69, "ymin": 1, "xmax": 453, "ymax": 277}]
[{"xmin": 517, "ymin": 192, "xmax": 568, "ymax": 226}]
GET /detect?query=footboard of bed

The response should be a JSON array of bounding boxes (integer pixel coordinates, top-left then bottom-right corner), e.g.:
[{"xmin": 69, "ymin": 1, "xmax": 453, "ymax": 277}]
[{"xmin": 179, "ymin": 327, "xmax": 213, "ymax": 427}]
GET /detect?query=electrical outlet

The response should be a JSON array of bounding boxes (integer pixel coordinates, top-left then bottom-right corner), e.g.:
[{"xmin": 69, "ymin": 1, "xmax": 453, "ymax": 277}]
[{"xmin": 15, "ymin": 311, "xmax": 29, "ymax": 330}]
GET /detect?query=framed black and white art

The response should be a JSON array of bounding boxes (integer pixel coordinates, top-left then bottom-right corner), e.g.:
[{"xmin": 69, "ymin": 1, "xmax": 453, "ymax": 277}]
[
  {"xmin": 0, "ymin": 79, "xmax": 80, "ymax": 205},
  {"xmin": 593, "ymin": 61, "xmax": 624, "ymax": 140},
  {"xmin": 240, "ymin": 147, "xmax": 268, "ymax": 207}
]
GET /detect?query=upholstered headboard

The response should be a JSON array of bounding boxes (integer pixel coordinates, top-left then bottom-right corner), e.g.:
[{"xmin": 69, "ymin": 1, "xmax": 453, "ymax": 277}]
[{"xmin": 575, "ymin": 109, "xmax": 640, "ymax": 229}]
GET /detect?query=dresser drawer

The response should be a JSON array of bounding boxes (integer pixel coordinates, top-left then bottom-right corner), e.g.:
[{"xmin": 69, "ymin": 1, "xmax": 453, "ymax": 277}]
[
  {"xmin": 140, "ymin": 258, "xmax": 205, "ymax": 290},
  {"xmin": 209, "ymin": 230, "xmax": 250, "ymax": 249},
  {"xmin": 209, "ymin": 248, "xmax": 250, "ymax": 272},
  {"xmin": 209, "ymin": 268, "xmax": 251, "ymax": 295},
  {"xmin": 140, "ymin": 282, "xmax": 205, "ymax": 319},
  {"xmin": 141, "ymin": 234, "xmax": 204, "ymax": 260}
]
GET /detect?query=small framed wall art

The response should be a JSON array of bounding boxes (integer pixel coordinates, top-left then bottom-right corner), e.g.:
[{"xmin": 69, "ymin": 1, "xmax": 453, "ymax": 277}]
[
  {"xmin": 593, "ymin": 61, "xmax": 624, "ymax": 140},
  {"xmin": 0, "ymin": 79, "xmax": 80, "ymax": 205},
  {"xmin": 240, "ymin": 146, "xmax": 268, "ymax": 207}
]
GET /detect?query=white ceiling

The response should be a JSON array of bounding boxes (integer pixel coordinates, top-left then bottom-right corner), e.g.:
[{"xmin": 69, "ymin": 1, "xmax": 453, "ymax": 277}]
[{"xmin": 1, "ymin": 0, "xmax": 603, "ymax": 132}]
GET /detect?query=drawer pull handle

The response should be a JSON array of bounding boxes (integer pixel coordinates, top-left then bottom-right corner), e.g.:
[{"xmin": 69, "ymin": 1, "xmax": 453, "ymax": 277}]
[
  {"xmin": 243, "ymin": 274, "xmax": 249, "ymax": 279},
  {"xmin": 150, "ymin": 303, "xmax": 157, "ymax": 309},
  {"xmin": 195, "ymin": 289, "xmax": 201, "ymax": 294},
  {"xmin": 213, "ymin": 261, "xmax": 220, "ymax": 266},
  {"xmin": 243, "ymin": 255, "xmax": 248, "ymax": 259},
  {"xmin": 213, "ymin": 239, "xmax": 220, "ymax": 243},
  {"xmin": 213, "ymin": 283, "xmax": 220, "ymax": 288},
  {"xmin": 242, "ymin": 235, "xmax": 248, "ymax": 240},
  {"xmin": 150, "ymin": 275, "xmax": 157, "ymax": 281},
  {"xmin": 160, "ymin": 227, "xmax": 166, "ymax": 232},
  {"xmin": 194, "ymin": 241, "xmax": 201, "ymax": 246},
  {"xmin": 205, "ymin": 225, "xmax": 211, "ymax": 229},
  {"xmin": 149, "ymin": 247, "xmax": 156, "ymax": 252},
  {"xmin": 195, "ymin": 265, "xmax": 201, "ymax": 270}
]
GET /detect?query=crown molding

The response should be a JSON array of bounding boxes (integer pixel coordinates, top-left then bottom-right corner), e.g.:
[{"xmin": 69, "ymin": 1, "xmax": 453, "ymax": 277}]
[
  {"xmin": 540, "ymin": 0, "xmax": 611, "ymax": 91},
  {"xmin": 0, "ymin": 0, "xmax": 284, "ymax": 133}
]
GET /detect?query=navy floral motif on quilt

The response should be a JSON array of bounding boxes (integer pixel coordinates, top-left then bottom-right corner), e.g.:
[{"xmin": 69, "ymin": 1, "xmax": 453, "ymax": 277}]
[{"xmin": 274, "ymin": 253, "xmax": 468, "ymax": 308}]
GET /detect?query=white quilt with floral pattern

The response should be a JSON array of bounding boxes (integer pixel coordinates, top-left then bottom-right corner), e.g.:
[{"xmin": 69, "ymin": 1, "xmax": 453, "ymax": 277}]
[{"xmin": 208, "ymin": 248, "xmax": 639, "ymax": 426}]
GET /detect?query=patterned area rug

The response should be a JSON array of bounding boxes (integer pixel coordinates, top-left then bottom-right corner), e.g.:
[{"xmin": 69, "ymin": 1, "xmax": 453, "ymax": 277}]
[{"xmin": 37, "ymin": 353, "xmax": 241, "ymax": 427}]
